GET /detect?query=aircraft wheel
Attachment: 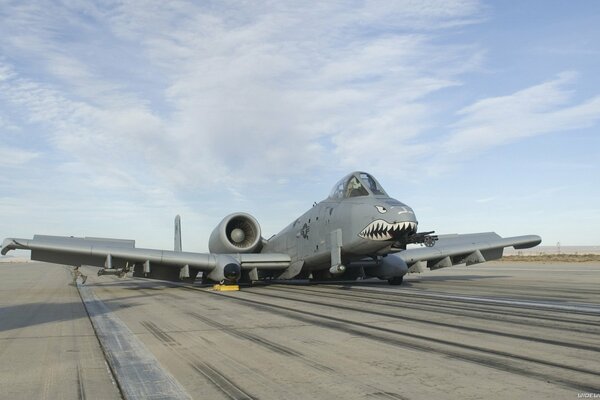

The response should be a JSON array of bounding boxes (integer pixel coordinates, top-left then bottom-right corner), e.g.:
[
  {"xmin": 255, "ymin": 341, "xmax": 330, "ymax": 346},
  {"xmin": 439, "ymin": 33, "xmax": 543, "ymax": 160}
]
[{"xmin": 387, "ymin": 276, "xmax": 404, "ymax": 285}]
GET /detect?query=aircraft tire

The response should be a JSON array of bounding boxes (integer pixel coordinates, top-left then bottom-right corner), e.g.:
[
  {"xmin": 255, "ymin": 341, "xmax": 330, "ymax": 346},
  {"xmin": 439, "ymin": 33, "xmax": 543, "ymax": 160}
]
[{"xmin": 387, "ymin": 276, "xmax": 404, "ymax": 285}]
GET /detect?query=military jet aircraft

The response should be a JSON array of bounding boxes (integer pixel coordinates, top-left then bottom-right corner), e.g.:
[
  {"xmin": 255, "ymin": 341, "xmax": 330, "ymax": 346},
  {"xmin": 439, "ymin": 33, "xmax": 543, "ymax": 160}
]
[{"xmin": 1, "ymin": 171, "xmax": 541, "ymax": 285}]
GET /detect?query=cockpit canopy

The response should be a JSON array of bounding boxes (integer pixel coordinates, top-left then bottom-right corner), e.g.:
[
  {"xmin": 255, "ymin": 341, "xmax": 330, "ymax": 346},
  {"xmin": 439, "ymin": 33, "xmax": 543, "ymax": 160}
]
[{"xmin": 328, "ymin": 172, "xmax": 388, "ymax": 199}]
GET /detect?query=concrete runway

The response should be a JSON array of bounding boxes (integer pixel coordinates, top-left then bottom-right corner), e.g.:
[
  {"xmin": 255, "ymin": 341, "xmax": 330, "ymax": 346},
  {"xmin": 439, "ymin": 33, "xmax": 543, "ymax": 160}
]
[{"xmin": 1, "ymin": 261, "xmax": 599, "ymax": 399}]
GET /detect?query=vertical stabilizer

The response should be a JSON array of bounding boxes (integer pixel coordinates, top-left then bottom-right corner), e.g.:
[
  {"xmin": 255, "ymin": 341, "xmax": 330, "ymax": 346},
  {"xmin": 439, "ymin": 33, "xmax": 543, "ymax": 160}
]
[{"xmin": 174, "ymin": 215, "xmax": 182, "ymax": 252}]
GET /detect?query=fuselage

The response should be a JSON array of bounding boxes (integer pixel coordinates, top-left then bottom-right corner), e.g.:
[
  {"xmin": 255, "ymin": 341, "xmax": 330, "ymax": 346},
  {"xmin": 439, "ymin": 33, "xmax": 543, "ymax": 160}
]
[{"xmin": 262, "ymin": 172, "xmax": 418, "ymax": 271}]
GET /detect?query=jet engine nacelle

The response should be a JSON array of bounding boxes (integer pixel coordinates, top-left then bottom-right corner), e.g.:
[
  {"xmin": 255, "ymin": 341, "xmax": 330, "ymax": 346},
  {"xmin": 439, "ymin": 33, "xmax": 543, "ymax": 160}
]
[
  {"xmin": 365, "ymin": 254, "xmax": 409, "ymax": 279},
  {"xmin": 208, "ymin": 213, "xmax": 263, "ymax": 254},
  {"xmin": 206, "ymin": 255, "xmax": 242, "ymax": 283}
]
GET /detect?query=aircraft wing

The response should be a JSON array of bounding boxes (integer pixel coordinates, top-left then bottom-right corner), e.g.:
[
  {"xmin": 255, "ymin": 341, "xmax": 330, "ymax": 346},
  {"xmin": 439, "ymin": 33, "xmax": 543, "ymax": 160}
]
[
  {"xmin": 1, "ymin": 235, "xmax": 290, "ymax": 281},
  {"xmin": 397, "ymin": 232, "xmax": 541, "ymax": 272}
]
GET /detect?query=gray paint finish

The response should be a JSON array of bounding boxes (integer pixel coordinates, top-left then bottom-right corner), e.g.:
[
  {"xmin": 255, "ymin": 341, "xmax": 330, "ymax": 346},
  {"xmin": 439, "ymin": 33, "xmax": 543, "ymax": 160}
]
[
  {"xmin": 2, "ymin": 171, "xmax": 542, "ymax": 285},
  {"xmin": 79, "ymin": 284, "xmax": 191, "ymax": 400}
]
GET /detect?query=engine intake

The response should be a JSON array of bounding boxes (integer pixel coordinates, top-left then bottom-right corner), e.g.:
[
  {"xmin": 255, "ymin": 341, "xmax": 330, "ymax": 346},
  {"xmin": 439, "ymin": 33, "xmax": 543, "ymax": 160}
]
[
  {"xmin": 209, "ymin": 213, "xmax": 263, "ymax": 254},
  {"xmin": 206, "ymin": 255, "xmax": 242, "ymax": 283}
]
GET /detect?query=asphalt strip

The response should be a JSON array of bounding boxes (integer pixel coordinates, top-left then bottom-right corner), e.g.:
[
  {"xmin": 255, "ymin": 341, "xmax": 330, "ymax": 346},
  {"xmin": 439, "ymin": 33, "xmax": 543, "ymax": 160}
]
[{"xmin": 78, "ymin": 283, "xmax": 191, "ymax": 400}]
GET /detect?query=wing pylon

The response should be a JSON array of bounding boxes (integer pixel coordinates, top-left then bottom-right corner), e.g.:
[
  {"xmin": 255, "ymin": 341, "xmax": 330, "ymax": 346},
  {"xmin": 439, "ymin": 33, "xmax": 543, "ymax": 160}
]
[{"xmin": 1, "ymin": 235, "xmax": 290, "ymax": 280}]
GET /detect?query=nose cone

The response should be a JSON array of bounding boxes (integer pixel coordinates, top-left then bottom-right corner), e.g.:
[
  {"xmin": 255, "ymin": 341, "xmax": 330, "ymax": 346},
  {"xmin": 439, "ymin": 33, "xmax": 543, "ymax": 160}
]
[{"xmin": 358, "ymin": 202, "xmax": 418, "ymax": 241}]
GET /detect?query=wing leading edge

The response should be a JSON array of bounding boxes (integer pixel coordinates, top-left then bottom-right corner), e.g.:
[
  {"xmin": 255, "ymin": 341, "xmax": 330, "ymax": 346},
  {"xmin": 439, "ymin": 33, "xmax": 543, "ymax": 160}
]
[{"xmin": 397, "ymin": 232, "xmax": 541, "ymax": 273}]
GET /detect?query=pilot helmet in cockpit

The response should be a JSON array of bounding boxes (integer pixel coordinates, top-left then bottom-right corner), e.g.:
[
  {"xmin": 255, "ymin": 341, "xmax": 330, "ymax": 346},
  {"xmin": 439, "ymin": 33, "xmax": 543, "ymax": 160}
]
[{"xmin": 346, "ymin": 176, "xmax": 368, "ymax": 197}]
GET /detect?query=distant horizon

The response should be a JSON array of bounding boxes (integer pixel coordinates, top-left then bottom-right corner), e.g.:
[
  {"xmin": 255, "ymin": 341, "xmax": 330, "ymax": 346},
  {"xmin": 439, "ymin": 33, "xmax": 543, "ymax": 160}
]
[{"xmin": 504, "ymin": 245, "xmax": 600, "ymax": 255}]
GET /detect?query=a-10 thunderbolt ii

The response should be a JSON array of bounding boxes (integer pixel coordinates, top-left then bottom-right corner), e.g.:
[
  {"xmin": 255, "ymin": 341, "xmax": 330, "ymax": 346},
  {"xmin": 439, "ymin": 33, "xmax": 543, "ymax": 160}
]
[{"xmin": 2, "ymin": 171, "xmax": 541, "ymax": 285}]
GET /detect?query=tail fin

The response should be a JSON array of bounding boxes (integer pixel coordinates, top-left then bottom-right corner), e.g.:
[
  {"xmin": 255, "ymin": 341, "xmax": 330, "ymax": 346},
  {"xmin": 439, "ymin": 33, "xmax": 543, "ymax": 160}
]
[{"xmin": 174, "ymin": 215, "xmax": 182, "ymax": 252}]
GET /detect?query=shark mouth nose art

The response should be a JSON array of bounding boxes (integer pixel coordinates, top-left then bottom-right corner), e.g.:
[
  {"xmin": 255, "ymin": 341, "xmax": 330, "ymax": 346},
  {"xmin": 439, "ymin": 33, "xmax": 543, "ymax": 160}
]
[{"xmin": 359, "ymin": 220, "xmax": 417, "ymax": 241}]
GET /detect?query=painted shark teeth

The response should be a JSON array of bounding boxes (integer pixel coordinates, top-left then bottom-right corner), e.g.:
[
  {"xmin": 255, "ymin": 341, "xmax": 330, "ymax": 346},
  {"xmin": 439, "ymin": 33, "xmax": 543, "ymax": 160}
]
[{"xmin": 358, "ymin": 220, "xmax": 418, "ymax": 241}]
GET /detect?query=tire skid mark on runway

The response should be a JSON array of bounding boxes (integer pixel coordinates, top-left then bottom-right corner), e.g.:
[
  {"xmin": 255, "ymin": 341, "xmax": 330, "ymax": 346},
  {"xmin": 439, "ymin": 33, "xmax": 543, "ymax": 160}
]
[
  {"xmin": 144, "ymin": 322, "xmax": 256, "ymax": 399},
  {"xmin": 138, "ymin": 318, "xmax": 255, "ymax": 400},
  {"xmin": 76, "ymin": 363, "xmax": 86, "ymax": 400},
  {"xmin": 140, "ymin": 320, "xmax": 179, "ymax": 347},
  {"xmin": 186, "ymin": 311, "xmax": 335, "ymax": 373},
  {"xmin": 187, "ymin": 311, "xmax": 302, "ymax": 355},
  {"xmin": 255, "ymin": 287, "xmax": 600, "ymax": 354},
  {"xmin": 188, "ymin": 359, "xmax": 256, "ymax": 400},
  {"xmin": 270, "ymin": 287, "xmax": 600, "ymax": 338},
  {"xmin": 239, "ymin": 293, "xmax": 600, "ymax": 392},
  {"xmin": 130, "ymin": 289, "xmax": 261, "ymax": 400},
  {"xmin": 142, "ymin": 286, "xmax": 417, "ymax": 398},
  {"xmin": 420, "ymin": 284, "xmax": 600, "ymax": 300},
  {"xmin": 276, "ymin": 283, "xmax": 600, "ymax": 322},
  {"xmin": 348, "ymin": 286, "xmax": 600, "ymax": 316},
  {"xmin": 367, "ymin": 391, "xmax": 410, "ymax": 400},
  {"xmin": 267, "ymin": 285, "xmax": 600, "ymax": 333},
  {"xmin": 179, "ymin": 298, "xmax": 417, "ymax": 399},
  {"xmin": 240, "ymin": 290, "xmax": 600, "ymax": 377},
  {"xmin": 410, "ymin": 279, "xmax": 600, "ymax": 297},
  {"xmin": 336, "ymin": 285, "xmax": 600, "ymax": 319},
  {"xmin": 178, "ymin": 286, "xmax": 600, "ymax": 392}
]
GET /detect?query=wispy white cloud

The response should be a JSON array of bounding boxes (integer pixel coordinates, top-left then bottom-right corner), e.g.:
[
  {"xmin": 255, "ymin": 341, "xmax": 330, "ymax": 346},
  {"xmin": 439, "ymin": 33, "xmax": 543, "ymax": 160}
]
[
  {"xmin": 445, "ymin": 72, "xmax": 600, "ymax": 153},
  {"xmin": 0, "ymin": 0, "xmax": 488, "ymax": 192},
  {"xmin": 0, "ymin": 1, "xmax": 598, "ymax": 246},
  {"xmin": 0, "ymin": 146, "xmax": 38, "ymax": 166}
]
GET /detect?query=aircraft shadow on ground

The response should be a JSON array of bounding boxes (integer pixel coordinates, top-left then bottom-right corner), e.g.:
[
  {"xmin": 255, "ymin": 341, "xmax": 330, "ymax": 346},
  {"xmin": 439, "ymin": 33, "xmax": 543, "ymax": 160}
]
[
  {"xmin": 0, "ymin": 274, "xmax": 513, "ymax": 332},
  {"xmin": 247, "ymin": 275, "xmax": 511, "ymax": 288},
  {"xmin": 403, "ymin": 274, "xmax": 511, "ymax": 283},
  {"xmin": 0, "ymin": 290, "xmax": 147, "ymax": 333},
  {"xmin": 80, "ymin": 272, "xmax": 512, "ymax": 291}
]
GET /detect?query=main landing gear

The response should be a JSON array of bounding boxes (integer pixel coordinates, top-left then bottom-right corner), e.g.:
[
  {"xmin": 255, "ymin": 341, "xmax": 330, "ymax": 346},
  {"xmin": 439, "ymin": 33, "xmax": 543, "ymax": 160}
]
[{"xmin": 388, "ymin": 276, "xmax": 404, "ymax": 285}]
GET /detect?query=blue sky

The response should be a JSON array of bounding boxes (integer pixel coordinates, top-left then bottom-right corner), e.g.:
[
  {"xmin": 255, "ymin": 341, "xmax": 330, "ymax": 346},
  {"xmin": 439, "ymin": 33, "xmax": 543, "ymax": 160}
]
[{"xmin": 0, "ymin": 0, "xmax": 599, "ymax": 253}]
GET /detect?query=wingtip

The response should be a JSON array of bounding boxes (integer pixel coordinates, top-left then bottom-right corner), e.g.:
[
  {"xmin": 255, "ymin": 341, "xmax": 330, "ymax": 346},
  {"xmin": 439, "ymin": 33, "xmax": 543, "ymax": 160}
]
[
  {"xmin": 513, "ymin": 235, "xmax": 542, "ymax": 249},
  {"xmin": 1, "ymin": 238, "xmax": 14, "ymax": 255}
]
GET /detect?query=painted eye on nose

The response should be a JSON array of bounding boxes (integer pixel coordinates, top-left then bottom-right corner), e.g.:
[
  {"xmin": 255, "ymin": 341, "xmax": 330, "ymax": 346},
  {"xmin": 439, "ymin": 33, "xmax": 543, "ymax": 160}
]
[{"xmin": 375, "ymin": 206, "xmax": 387, "ymax": 214}]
